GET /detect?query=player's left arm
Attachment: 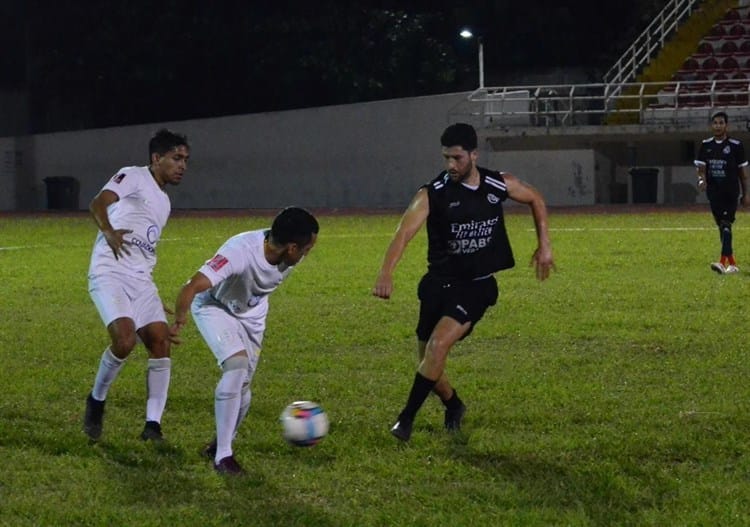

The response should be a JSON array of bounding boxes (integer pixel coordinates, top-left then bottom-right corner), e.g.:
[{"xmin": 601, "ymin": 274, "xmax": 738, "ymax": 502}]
[
  {"xmin": 504, "ymin": 173, "xmax": 555, "ymax": 281},
  {"xmin": 170, "ymin": 271, "xmax": 212, "ymax": 344},
  {"xmin": 740, "ymin": 163, "xmax": 749, "ymax": 207}
]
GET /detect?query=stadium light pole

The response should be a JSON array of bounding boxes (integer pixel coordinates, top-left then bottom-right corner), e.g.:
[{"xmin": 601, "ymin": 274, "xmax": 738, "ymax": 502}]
[{"xmin": 459, "ymin": 28, "xmax": 484, "ymax": 88}]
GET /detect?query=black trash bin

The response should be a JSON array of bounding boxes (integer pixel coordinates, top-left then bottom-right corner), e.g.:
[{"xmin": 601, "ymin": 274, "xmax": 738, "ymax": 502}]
[
  {"xmin": 44, "ymin": 176, "xmax": 80, "ymax": 210},
  {"xmin": 629, "ymin": 168, "xmax": 659, "ymax": 204}
]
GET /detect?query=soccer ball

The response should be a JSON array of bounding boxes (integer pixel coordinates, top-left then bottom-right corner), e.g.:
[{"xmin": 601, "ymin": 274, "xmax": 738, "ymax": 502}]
[{"xmin": 280, "ymin": 400, "xmax": 329, "ymax": 447}]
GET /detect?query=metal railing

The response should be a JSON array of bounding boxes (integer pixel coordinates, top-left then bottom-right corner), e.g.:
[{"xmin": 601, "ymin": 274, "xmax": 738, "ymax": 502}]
[
  {"xmin": 603, "ymin": 0, "xmax": 702, "ymax": 86},
  {"xmin": 448, "ymin": 80, "xmax": 750, "ymax": 129}
]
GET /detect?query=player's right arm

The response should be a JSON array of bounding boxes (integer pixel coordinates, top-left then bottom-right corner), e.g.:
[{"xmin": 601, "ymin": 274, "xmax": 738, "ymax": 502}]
[
  {"xmin": 695, "ymin": 143, "xmax": 707, "ymax": 192},
  {"xmin": 90, "ymin": 189, "xmax": 133, "ymax": 259},
  {"xmin": 170, "ymin": 271, "xmax": 212, "ymax": 344},
  {"xmin": 372, "ymin": 188, "xmax": 429, "ymax": 299}
]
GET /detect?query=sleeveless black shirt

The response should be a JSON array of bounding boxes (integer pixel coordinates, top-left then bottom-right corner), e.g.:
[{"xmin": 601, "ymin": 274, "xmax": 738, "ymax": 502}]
[{"xmin": 424, "ymin": 167, "xmax": 515, "ymax": 280}]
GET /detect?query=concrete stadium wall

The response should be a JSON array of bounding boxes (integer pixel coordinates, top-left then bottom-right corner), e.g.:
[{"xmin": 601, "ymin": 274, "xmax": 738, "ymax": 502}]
[
  {"xmin": 3, "ymin": 93, "xmax": 475, "ymax": 211},
  {"xmin": 0, "ymin": 92, "xmax": 707, "ymax": 211}
]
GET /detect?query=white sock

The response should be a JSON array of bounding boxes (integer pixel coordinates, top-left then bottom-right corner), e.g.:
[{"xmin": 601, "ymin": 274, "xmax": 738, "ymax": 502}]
[
  {"xmin": 233, "ymin": 379, "xmax": 252, "ymax": 440},
  {"xmin": 214, "ymin": 368, "xmax": 245, "ymax": 463},
  {"xmin": 145, "ymin": 357, "xmax": 171, "ymax": 423},
  {"xmin": 91, "ymin": 347, "xmax": 125, "ymax": 401}
]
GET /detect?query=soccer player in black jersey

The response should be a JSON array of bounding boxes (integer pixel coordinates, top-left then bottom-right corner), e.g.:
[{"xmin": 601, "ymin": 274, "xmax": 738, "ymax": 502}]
[
  {"xmin": 695, "ymin": 111, "xmax": 749, "ymax": 274},
  {"xmin": 372, "ymin": 123, "xmax": 555, "ymax": 442}
]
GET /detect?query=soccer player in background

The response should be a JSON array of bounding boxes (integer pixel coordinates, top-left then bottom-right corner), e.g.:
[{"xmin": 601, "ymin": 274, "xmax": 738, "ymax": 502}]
[
  {"xmin": 170, "ymin": 207, "xmax": 318, "ymax": 474},
  {"xmin": 695, "ymin": 111, "xmax": 749, "ymax": 274},
  {"xmin": 373, "ymin": 123, "xmax": 555, "ymax": 442},
  {"xmin": 83, "ymin": 128, "xmax": 189, "ymax": 442}
]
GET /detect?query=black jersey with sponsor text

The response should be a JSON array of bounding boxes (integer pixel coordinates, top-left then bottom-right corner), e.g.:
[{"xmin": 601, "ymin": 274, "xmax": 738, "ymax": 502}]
[
  {"xmin": 423, "ymin": 167, "xmax": 515, "ymax": 280},
  {"xmin": 696, "ymin": 136, "xmax": 748, "ymax": 195}
]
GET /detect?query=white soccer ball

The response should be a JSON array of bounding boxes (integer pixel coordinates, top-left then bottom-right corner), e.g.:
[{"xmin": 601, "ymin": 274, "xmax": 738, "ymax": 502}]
[{"xmin": 280, "ymin": 400, "xmax": 329, "ymax": 447}]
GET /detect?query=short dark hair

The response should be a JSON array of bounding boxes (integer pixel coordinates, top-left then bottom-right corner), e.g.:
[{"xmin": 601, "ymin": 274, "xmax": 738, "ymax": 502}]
[
  {"xmin": 149, "ymin": 128, "xmax": 189, "ymax": 161},
  {"xmin": 271, "ymin": 207, "xmax": 319, "ymax": 246},
  {"xmin": 440, "ymin": 123, "xmax": 477, "ymax": 151},
  {"xmin": 711, "ymin": 111, "xmax": 729, "ymax": 123}
]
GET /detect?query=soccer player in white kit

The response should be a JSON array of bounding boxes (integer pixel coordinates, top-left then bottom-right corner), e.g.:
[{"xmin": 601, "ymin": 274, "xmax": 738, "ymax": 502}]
[
  {"xmin": 84, "ymin": 129, "xmax": 189, "ymax": 442},
  {"xmin": 170, "ymin": 207, "xmax": 318, "ymax": 474}
]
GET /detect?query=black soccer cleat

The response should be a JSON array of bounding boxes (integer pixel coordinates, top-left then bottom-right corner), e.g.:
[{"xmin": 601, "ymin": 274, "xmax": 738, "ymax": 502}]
[
  {"xmin": 390, "ymin": 418, "xmax": 413, "ymax": 442},
  {"xmin": 83, "ymin": 393, "xmax": 105, "ymax": 441},
  {"xmin": 444, "ymin": 402, "xmax": 467, "ymax": 431},
  {"xmin": 140, "ymin": 420, "xmax": 164, "ymax": 441},
  {"xmin": 200, "ymin": 438, "xmax": 217, "ymax": 460},
  {"xmin": 214, "ymin": 455, "xmax": 244, "ymax": 475}
]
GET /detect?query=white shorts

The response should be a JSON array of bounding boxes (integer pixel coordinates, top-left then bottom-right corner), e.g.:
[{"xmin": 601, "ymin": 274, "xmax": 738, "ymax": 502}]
[
  {"xmin": 191, "ymin": 291, "xmax": 266, "ymax": 368},
  {"xmin": 89, "ymin": 274, "xmax": 167, "ymax": 330}
]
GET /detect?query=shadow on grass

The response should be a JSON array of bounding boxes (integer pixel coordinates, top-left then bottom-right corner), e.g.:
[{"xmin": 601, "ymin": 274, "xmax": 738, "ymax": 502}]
[{"xmin": 444, "ymin": 433, "xmax": 676, "ymax": 526}]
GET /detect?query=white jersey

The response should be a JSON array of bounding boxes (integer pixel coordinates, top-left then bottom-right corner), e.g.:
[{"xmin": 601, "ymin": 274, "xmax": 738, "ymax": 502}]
[
  {"xmin": 198, "ymin": 229, "xmax": 294, "ymax": 319},
  {"xmin": 88, "ymin": 166, "xmax": 171, "ymax": 280}
]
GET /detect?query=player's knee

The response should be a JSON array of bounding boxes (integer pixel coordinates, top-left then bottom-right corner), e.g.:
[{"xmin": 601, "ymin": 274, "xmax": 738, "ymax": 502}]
[
  {"xmin": 425, "ymin": 336, "xmax": 452, "ymax": 362},
  {"xmin": 146, "ymin": 336, "xmax": 171, "ymax": 359},
  {"xmin": 720, "ymin": 219, "xmax": 733, "ymax": 230},
  {"xmin": 221, "ymin": 354, "xmax": 249, "ymax": 373},
  {"xmin": 111, "ymin": 334, "xmax": 137, "ymax": 356}
]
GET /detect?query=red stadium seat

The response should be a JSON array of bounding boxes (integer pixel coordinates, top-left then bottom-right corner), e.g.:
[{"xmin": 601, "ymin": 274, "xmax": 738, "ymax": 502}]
[
  {"xmin": 721, "ymin": 40, "xmax": 739, "ymax": 53},
  {"xmin": 724, "ymin": 9, "xmax": 741, "ymax": 21},
  {"xmin": 741, "ymin": 40, "xmax": 750, "ymax": 52},
  {"xmin": 702, "ymin": 56, "xmax": 720, "ymax": 70},
  {"xmin": 730, "ymin": 24, "xmax": 747, "ymax": 36},
  {"xmin": 710, "ymin": 24, "xmax": 727, "ymax": 37},
  {"xmin": 697, "ymin": 41, "xmax": 715, "ymax": 55},
  {"xmin": 682, "ymin": 57, "xmax": 700, "ymax": 70},
  {"xmin": 722, "ymin": 56, "xmax": 740, "ymax": 69}
]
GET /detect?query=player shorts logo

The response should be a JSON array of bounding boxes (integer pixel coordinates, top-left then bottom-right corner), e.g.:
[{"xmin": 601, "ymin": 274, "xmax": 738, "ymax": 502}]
[
  {"xmin": 207, "ymin": 254, "xmax": 229, "ymax": 272},
  {"xmin": 113, "ymin": 173, "xmax": 126, "ymax": 184},
  {"xmin": 146, "ymin": 224, "xmax": 159, "ymax": 243},
  {"xmin": 487, "ymin": 193, "xmax": 499, "ymax": 204}
]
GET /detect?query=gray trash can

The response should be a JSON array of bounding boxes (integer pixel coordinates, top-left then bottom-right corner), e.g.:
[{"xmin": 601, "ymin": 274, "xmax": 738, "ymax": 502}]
[{"xmin": 44, "ymin": 176, "xmax": 80, "ymax": 210}]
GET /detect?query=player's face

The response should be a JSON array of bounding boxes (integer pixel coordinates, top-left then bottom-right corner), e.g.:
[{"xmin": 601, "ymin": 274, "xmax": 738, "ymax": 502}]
[
  {"xmin": 151, "ymin": 145, "xmax": 190, "ymax": 187},
  {"xmin": 442, "ymin": 146, "xmax": 477, "ymax": 183},
  {"xmin": 283, "ymin": 233, "xmax": 317, "ymax": 266},
  {"xmin": 711, "ymin": 117, "xmax": 728, "ymax": 139}
]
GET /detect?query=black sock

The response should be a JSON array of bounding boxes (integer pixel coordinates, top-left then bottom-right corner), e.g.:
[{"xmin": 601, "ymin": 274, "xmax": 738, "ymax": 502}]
[
  {"xmin": 441, "ymin": 389, "xmax": 463, "ymax": 411},
  {"xmin": 399, "ymin": 372, "xmax": 436, "ymax": 422}
]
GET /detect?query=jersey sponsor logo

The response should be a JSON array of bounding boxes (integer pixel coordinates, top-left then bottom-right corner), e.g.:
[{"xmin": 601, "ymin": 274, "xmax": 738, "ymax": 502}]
[
  {"xmin": 487, "ymin": 193, "xmax": 499, "ymax": 204},
  {"xmin": 113, "ymin": 173, "xmax": 126, "ymax": 184},
  {"xmin": 448, "ymin": 237, "xmax": 492, "ymax": 254},
  {"xmin": 207, "ymin": 254, "xmax": 229, "ymax": 272},
  {"xmin": 146, "ymin": 224, "xmax": 159, "ymax": 243},
  {"xmin": 127, "ymin": 236, "xmax": 155, "ymax": 254}
]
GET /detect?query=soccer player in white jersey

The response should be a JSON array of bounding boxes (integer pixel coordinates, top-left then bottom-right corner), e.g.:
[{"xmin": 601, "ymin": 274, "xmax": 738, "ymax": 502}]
[
  {"xmin": 84, "ymin": 128, "xmax": 189, "ymax": 442},
  {"xmin": 170, "ymin": 207, "xmax": 319, "ymax": 474}
]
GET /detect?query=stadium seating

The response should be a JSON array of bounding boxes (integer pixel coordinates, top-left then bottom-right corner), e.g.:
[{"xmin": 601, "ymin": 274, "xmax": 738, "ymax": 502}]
[{"xmin": 656, "ymin": 6, "xmax": 750, "ymax": 108}]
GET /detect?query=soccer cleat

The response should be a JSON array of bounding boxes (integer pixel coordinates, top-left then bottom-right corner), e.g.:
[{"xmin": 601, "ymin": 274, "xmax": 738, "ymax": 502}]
[
  {"xmin": 140, "ymin": 420, "xmax": 163, "ymax": 441},
  {"xmin": 725, "ymin": 264, "xmax": 740, "ymax": 274},
  {"xmin": 214, "ymin": 455, "xmax": 244, "ymax": 475},
  {"xmin": 200, "ymin": 439, "xmax": 217, "ymax": 459},
  {"xmin": 390, "ymin": 418, "xmax": 413, "ymax": 442},
  {"xmin": 444, "ymin": 402, "xmax": 467, "ymax": 431},
  {"xmin": 83, "ymin": 393, "xmax": 105, "ymax": 441},
  {"xmin": 710, "ymin": 262, "xmax": 726, "ymax": 274}
]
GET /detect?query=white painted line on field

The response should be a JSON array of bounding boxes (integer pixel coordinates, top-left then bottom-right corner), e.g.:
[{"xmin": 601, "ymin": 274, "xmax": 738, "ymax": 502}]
[
  {"xmin": 549, "ymin": 226, "xmax": 722, "ymax": 232},
  {"xmin": 0, "ymin": 226, "xmax": 742, "ymax": 251}
]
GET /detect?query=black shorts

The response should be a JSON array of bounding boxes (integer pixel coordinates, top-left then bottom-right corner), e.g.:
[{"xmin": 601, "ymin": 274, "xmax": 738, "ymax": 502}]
[
  {"xmin": 415, "ymin": 273, "xmax": 499, "ymax": 342},
  {"xmin": 708, "ymin": 188, "xmax": 739, "ymax": 225}
]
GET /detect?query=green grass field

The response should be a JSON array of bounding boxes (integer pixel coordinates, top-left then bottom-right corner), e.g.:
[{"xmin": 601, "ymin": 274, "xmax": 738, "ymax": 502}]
[{"xmin": 1, "ymin": 208, "xmax": 749, "ymax": 526}]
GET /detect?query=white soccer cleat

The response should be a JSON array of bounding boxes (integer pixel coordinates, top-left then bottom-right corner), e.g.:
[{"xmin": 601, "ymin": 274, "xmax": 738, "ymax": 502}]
[
  {"xmin": 710, "ymin": 262, "xmax": 726, "ymax": 274},
  {"xmin": 725, "ymin": 264, "xmax": 740, "ymax": 274}
]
